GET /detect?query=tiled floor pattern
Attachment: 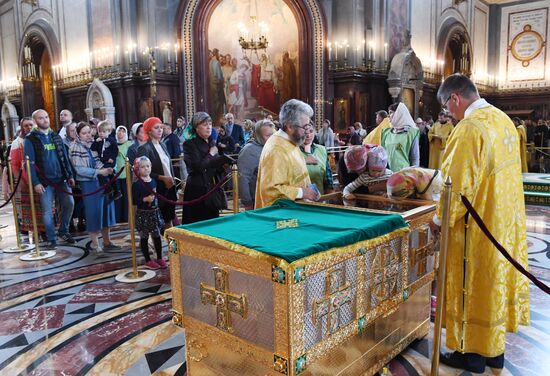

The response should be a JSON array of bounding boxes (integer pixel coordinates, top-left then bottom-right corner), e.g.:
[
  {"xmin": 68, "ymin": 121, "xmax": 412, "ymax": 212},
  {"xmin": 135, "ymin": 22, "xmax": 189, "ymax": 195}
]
[{"xmin": 0, "ymin": 204, "xmax": 548, "ymax": 375}]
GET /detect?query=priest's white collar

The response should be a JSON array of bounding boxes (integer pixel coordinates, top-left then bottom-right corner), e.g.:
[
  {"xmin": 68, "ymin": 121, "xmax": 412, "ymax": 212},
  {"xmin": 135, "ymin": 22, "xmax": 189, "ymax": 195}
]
[{"xmin": 464, "ymin": 98, "xmax": 490, "ymax": 118}]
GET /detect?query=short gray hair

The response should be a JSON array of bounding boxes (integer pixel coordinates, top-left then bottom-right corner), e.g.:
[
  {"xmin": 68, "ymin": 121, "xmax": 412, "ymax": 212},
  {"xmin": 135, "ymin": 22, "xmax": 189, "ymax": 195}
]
[
  {"xmin": 279, "ymin": 99, "xmax": 313, "ymax": 131},
  {"xmin": 437, "ymin": 74, "xmax": 479, "ymax": 104},
  {"xmin": 191, "ymin": 112, "xmax": 212, "ymax": 129}
]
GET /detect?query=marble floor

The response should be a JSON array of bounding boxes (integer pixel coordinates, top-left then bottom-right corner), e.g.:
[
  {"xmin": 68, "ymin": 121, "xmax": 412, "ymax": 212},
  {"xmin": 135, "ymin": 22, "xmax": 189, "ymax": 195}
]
[{"xmin": 0, "ymin": 204, "xmax": 548, "ymax": 376}]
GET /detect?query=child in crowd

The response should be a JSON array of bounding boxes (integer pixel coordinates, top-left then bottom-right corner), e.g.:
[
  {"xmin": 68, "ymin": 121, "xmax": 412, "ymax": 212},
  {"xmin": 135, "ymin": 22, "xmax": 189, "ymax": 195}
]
[
  {"xmin": 386, "ymin": 167, "xmax": 443, "ymax": 201},
  {"xmin": 343, "ymin": 145, "xmax": 392, "ymax": 200},
  {"xmin": 91, "ymin": 120, "xmax": 121, "ymax": 200},
  {"xmin": 132, "ymin": 156, "xmax": 166, "ymax": 270}
]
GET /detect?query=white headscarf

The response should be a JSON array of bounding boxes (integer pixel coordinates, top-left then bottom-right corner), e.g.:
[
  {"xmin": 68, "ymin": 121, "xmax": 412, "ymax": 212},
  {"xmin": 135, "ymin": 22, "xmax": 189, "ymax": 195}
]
[
  {"xmin": 391, "ymin": 103, "xmax": 417, "ymax": 129},
  {"xmin": 116, "ymin": 125, "xmax": 128, "ymax": 143}
]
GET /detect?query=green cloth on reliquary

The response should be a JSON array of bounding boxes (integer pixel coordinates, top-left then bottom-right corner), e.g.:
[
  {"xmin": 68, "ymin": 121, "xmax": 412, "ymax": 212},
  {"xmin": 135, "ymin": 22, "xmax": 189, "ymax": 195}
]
[{"xmin": 178, "ymin": 199, "xmax": 407, "ymax": 263}]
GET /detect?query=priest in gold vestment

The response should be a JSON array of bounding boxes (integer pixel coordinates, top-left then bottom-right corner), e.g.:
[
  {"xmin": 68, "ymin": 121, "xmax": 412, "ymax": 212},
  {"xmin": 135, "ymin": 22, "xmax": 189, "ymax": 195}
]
[
  {"xmin": 364, "ymin": 110, "xmax": 391, "ymax": 145},
  {"xmin": 428, "ymin": 112, "xmax": 454, "ymax": 169},
  {"xmin": 430, "ymin": 75, "xmax": 529, "ymax": 374},
  {"xmin": 513, "ymin": 117, "xmax": 529, "ymax": 172},
  {"xmin": 255, "ymin": 99, "xmax": 319, "ymax": 208}
]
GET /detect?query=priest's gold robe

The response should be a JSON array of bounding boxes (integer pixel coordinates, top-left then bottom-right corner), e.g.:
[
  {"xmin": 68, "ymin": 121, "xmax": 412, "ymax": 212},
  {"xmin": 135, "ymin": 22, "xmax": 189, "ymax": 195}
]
[
  {"xmin": 516, "ymin": 124, "xmax": 528, "ymax": 172},
  {"xmin": 364, "ymin": 118, "xmax": 391, "ymax": 145},
  {"xmin": 255, "ymin": 131, "xmax": 311, "ymax": 208},
  {"xmin": 428, "ymin": 121, "xmax": 453, "ymax": 169},
  {"xmin": 436, "ymin": 104, "xmax": 529, "ymax": 357}
]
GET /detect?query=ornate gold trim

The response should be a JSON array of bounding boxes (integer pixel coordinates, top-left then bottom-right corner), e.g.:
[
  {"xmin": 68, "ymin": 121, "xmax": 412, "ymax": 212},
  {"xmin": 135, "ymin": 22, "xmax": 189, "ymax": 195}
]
[
  {"xmin": 274, "ymin": 282, "xmax": 291, "ymax": 358},
  {"xmin": 172, "ymin": 310, "xmax": 183, "ymax": 328},
  {"xmin": 510, "ymin": 25, "xmax": 545, "ymax": 67},
  {"xmin": 166, "ymin": 226, "xmax": 409, "ymax": 271},
  {"xmin": 290, "ymin": 281, "xmax": 305, "ymax": 358}
]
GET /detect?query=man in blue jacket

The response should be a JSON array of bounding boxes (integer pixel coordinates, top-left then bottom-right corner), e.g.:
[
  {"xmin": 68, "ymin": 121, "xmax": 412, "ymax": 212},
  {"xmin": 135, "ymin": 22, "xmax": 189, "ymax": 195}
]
[{"xmin": 24, "ymin": 109, "xmax": 75, "ymax": 249}]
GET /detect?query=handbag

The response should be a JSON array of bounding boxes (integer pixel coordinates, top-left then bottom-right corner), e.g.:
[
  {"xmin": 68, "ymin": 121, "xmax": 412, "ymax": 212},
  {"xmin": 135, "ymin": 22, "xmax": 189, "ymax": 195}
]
[{"xmin": 204, "ymin": 175, "xmax": 227, "ymax": 210}]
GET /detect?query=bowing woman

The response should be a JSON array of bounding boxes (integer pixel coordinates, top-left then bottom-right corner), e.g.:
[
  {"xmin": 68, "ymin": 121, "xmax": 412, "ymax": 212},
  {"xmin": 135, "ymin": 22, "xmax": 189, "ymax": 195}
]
[
  {"xmin": 137, "ymin": 117, "xmax": 177, "ymax": 230},
  {"xmin": 182, "ymin": 112, "xmax": 232, "ymax": 224},
  {"xmin": 70, "ymin": 122, "xmax": 119, "ymax": 256}
]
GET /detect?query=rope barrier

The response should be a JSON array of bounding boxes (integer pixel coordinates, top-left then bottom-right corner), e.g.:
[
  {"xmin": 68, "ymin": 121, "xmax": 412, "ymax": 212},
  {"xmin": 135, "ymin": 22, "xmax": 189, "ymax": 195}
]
[
  {"xmin": 460, "ymin": 194, "xmax": 550, "ymax": 295},
  {"xmin": 0, "ymin": 169, "xmax": 23, "ymax": 209},
  {"xmin": 34, "ymin": 163, "xmax": 126, "ymax": 198},
  {"xmin": 133, "ymin": 168, "xmax": 230, "ymax": 207}
]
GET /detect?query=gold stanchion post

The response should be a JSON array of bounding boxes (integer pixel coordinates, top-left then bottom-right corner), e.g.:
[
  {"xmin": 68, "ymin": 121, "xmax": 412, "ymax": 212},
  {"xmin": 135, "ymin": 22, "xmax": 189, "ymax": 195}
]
[
  {"xmin": 431, "ymin": 176, "xmax": 452, "ymax": 376},
  {"xmin": 20, "ymin": 156, "xmax": 56, "ymax": 261},
  {"xmin": 231, "ymin": 164, "xmax": 239, "ymax": 214},
  {"xmin": 115, "ymin": 158, "xmax": 155, "ymax": 283},
  {"xmin": 2, "ymin": 157, "xmax": 35, "ymax": 252}
]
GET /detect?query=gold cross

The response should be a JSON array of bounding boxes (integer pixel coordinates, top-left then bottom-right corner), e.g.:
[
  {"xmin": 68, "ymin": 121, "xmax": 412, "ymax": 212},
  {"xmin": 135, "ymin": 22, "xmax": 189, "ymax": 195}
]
[
  {"xmin": 410, "ymin": 227, "xmax": 431, "ymax": 276},
  {"xmin": 371, "ymin": 247, "xmax": 399, "ymax": 302},
  {"xmin": 200, "ymin": 267, "xmax": 248, "ymax": 333},
  {"xmin": 312, "ymin": 267, "xmax": 353, "ymax": 337}
]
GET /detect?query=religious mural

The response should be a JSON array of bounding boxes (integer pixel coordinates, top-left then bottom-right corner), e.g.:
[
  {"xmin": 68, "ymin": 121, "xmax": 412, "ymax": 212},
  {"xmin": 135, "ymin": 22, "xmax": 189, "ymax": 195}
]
[
  {"xmin": 387, "ymin": 0, "xmax": 410, "ymax": 59},
  {"xmin": 207, "ymin": 0, "xmax": 299, "ymax": 124}
]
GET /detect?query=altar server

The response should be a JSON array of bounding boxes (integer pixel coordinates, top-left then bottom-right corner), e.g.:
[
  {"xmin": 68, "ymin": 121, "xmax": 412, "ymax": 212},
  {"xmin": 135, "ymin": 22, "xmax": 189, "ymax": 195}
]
[
  {"xmin": 255, "ymin": 99, "xmax": 319, "ymax": 208},
  {"xmin": 430, "ymin": 74, "xmax": 529, "ymax": 374}
]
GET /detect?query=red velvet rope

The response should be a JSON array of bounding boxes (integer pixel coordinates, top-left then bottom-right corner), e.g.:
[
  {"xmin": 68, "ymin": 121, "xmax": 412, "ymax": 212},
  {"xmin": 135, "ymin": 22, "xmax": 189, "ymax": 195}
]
[
  {"xmin": 133, "ymin": 168, "xmax": 230, "ymax": 207},
  {"xmin": 33, "ymin": 163, "xmax": 126, "ymax": 198},
  {"xmin": 460, "ymin": 194, "xmax": 550, "ymax": 295}
]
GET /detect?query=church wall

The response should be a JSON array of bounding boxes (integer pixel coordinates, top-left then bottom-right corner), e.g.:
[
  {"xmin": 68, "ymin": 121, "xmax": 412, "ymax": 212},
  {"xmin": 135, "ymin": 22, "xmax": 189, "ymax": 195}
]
[
  {"xmin": 0, "ymin": 8, "xmax": 17, "ymax": 80},
  {"xmin": 471, "ymin": 1, "xmax": 488, "ymax": 79},
  {"xmin": 60, "ymin": 0, "xmax": 89, "ymax": 71}
]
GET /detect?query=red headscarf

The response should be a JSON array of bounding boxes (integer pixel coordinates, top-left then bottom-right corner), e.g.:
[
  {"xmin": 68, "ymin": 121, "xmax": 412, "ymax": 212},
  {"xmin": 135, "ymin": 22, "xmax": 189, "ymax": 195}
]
[{"xmin": 142, "ymin": 117, "xmax": 162, "ymax": 140}]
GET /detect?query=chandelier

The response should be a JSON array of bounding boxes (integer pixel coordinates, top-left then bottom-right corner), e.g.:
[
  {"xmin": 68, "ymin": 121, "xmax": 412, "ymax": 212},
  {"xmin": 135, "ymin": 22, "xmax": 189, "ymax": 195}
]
[{"xmin": 238, "ymin": 0, "xmax": 269, "ymax": 52}]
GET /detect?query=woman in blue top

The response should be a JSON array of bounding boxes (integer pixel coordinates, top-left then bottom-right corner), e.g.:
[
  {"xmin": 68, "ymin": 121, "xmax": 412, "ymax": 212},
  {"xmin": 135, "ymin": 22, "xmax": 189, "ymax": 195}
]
[{"xmin": 70, "ymin": 122, "xmax": 120, "ymax": 257}]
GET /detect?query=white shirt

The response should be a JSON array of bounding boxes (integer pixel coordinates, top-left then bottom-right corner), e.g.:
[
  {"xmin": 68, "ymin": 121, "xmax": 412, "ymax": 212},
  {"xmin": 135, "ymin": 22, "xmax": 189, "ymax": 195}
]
[
  {"xmin": 153, "ymin": 142, "xmax": 172, "ymax": 177},
  {"xmin": 464, "ymin": 98, "xmax": 490, "ymax": 118}
]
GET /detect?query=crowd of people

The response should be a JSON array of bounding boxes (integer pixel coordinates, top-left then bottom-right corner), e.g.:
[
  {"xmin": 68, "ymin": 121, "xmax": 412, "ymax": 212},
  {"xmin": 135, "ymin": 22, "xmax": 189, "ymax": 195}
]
[{"xmin": 0, "ymin": 73, "xmax": 534, "ymax": 374}]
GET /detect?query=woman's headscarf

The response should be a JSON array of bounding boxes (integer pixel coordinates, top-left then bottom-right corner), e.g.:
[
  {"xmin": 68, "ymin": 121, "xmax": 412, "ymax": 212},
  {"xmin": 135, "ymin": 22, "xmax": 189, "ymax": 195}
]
[
  {"xmin": 131, "ymin": 123, "xmax": 143, "ymax": 139},
  {"xmin": 251, "ymin": 119, "xmax": 275, "ymax": 146},
  {"xmin": 367, "ymin": 146, "xmax": 388, "ymax": 171},
  {"xmin": 143, "ymin": 117, "xmax": 163, "ymax": 140},
  {"xmin": 116, "ymin": 125, "xmax": 128, "ymax": 143},
  {"xmin": 344, "ymin": 145, "xmax": 369, "ymax": 172},
  {"xmin": 390, "ymin": 103, "xmax": 417, "ymax": 129}
]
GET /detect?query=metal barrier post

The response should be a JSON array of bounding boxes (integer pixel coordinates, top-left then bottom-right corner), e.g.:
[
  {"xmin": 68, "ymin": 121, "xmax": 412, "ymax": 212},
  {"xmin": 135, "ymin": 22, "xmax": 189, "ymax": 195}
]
[
  {"xmin": 231, "ymin": 164, "xmax": 239, "ymax": 214},
  {"xmin": 431, "ymin": 176, "xmax": 452, "ymax": 376},
  {"xmin": 20, "ymin": 156, "xmax": 56, "ymax": 261},
  {"xmin": 2, "ymin": 157, "xmax": 35, "ymax": 253},
  {"xmin": 116, "ymin": 159, "xmax": 156, "ymax": 283}
]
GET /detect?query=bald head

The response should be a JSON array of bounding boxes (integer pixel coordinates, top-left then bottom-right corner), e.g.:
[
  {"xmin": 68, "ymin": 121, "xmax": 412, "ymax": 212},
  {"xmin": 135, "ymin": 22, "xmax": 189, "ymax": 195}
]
[{"xmin": 32, "ymin": 109, "xmax": 50, "ymax": 131}]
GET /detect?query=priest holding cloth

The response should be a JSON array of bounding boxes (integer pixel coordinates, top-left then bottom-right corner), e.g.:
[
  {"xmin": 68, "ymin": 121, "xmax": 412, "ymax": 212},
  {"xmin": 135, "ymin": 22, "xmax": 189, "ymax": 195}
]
[
  {"xmin": 430, "ymin": 74, "xmax": 529, "ymax": 374},
  {"xmin": 255, "ymin": 99, "xmax": 319, "ymax": 208}
]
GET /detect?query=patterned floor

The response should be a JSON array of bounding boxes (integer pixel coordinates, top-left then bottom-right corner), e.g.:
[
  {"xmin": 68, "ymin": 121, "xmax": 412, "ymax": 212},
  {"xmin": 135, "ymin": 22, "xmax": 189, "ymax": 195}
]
[{"xmin": 0, "ymin": 204, "xmax": 548, "ymax": 375}]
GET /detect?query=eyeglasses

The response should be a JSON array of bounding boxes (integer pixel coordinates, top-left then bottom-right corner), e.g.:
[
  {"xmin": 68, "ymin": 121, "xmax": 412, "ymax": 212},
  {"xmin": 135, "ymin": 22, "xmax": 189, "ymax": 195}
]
[
  {"xmin": 441, "ymin": 94, "xmax": 452, "ymax": 111},
  {"xmin": 294, "ymin": 124, "xmax": 308, "ymax": 131}
]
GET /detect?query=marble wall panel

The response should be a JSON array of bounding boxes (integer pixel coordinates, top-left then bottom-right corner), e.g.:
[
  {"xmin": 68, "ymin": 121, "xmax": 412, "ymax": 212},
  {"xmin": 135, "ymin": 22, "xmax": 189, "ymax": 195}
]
[
  {"xmin": 473, "ymin": 4, "xmax": 488, "ymax": 77},
  {"xmin": 0, "ymin": 9, "xmax": 17, "ymax": 78},
  {"xmin": 61, "ymin": 0, "xmax": 89, "ymax": 64}
]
